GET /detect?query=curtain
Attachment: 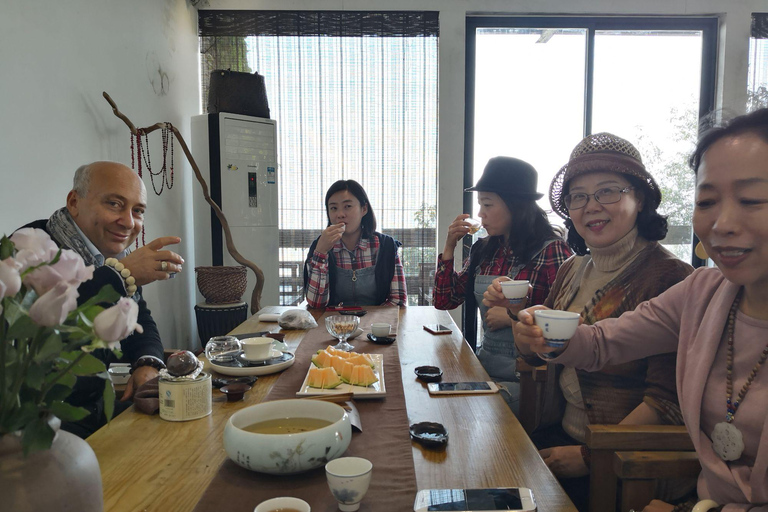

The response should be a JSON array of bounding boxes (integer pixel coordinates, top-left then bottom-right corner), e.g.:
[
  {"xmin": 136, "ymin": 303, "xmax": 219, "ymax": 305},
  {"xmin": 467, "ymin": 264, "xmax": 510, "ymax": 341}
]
[{"xmin": 200, "ymin": 11, "xmax": 439, "ymax": 305}]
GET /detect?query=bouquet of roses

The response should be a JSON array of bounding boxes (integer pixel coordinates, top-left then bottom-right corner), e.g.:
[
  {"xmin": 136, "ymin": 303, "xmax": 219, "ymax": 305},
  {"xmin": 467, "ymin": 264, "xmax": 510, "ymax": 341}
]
[{"xmin": 0, "ymin": 228, "xmax": 142, "ymax": 454}]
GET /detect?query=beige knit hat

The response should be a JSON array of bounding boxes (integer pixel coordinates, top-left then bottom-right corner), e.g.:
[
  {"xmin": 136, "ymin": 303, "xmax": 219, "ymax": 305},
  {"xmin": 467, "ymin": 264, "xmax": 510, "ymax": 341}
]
[{"xmin": 549, "ymin": 132, "xmax": 661, "ymax": 219}]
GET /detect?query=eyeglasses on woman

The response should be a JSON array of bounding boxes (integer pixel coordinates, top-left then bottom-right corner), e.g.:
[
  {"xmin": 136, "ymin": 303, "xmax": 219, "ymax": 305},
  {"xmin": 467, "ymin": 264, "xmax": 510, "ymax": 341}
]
[{"xmin": 564, "ymin": 186, "xmax": 634, "ymax": 211}]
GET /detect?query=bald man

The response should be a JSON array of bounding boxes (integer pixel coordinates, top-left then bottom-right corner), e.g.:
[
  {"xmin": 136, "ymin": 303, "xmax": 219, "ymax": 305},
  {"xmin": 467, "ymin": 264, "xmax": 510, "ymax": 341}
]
[{"xmin": 21, "ymin": 161, "xmax": 184, "ymax": 437}]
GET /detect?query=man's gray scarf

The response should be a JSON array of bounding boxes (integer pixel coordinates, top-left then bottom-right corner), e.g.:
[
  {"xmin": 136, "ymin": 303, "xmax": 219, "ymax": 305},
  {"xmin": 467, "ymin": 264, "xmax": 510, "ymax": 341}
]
[{"xmin": 46, "ymin": 207, "xmax": 100, "ymax": 267}]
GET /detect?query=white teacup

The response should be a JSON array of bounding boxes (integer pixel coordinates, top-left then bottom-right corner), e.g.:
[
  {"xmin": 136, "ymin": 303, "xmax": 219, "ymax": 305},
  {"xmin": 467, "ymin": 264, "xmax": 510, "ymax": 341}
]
[
  {"xmin": 500, "ymin": 280, "xmax": 529, "ymax": 303},
  {"xmin": 371, "ymin": 323, "xmax": 391, "ymax": 338},
  {"xmin": 326, "ymin": 457, "xmax": 373, "ymax": 512},
  {"xmin": 534, "ymin": 310, "xmax": 580, "ymax": 356},
  {"xmin": 254, "ymin": 496, "xmax": 311, "ymax": 512},
  {"xmin": 241, "ymin": 337, "xmax": 274, "ymax": 361}
]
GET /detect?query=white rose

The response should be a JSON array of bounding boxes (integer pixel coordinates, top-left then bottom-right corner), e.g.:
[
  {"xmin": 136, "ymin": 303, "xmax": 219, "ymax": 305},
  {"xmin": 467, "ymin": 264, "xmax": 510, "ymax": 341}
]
[
  {"xmin": 93, "ymin": 297, "xmax": 144, "ymax": 346},
  {"xmin": 0, "ymin": 257, "xmax": 22, "ymax": 299},
  {"xmin": 23, "ymin": 249, "xmax": 93, "ymax": 296},
  {"xmin": 28, "ymin": 281, "xmax": 79, "ymax": 327},
  {"xmin": 10, "ymin": 228, "xmax": 60, "ymax": 271}
]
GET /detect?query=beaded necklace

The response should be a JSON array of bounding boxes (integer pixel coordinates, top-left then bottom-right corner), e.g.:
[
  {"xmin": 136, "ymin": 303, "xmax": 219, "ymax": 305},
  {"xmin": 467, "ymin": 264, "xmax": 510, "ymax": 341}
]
[{"xmin": 711, "ymin": 289, "xmax": 768, "ymax": 461}]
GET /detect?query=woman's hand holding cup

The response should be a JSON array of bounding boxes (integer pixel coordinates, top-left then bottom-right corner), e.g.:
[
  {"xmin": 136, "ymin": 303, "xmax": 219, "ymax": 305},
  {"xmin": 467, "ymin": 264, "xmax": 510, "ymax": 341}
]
[
  {"xmin": 483, "ymin": 277, "xmax": 532, "ymax": 314},
  {"xmin": 513, "ymin": 305, "xmax": 552, "ymax": 356},
  {"xmin": 315, "ymin": 223, "xmax": 346, "ymax": 254},
  {"xmin": 514, "ymin": 306, "xmax": 582, "ymax": 359}
]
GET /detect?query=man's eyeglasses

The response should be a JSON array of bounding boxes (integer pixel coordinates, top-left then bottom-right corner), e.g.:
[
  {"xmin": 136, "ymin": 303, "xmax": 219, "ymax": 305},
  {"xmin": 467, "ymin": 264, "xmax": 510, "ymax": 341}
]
[{"xmin": 564, "ymin": 186, "xmax": 634, "ymax": 211}]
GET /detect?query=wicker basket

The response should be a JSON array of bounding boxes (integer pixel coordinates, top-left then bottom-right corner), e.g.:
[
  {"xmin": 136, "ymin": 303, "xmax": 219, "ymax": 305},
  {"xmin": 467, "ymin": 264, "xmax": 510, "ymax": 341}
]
[{"xmin": 195, "ymin": 266, "xmax": 247, "ymax": 304}]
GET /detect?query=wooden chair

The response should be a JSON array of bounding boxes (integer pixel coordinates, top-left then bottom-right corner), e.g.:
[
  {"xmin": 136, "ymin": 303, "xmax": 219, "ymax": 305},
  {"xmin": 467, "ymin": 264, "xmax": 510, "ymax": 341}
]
[
  {"xmin": 516, "ymin": 358, "xmax": 701, "ymax": 512},
  {"xmin": 587, "ymin": 424, "xmax": 698, "ymax": 512}
]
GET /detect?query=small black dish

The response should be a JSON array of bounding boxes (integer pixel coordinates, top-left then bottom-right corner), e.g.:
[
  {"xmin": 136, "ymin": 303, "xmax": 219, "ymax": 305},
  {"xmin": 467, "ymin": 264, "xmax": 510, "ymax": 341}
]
[
  {"xmin": 367, "ymin": 333, "xmax": 395, "ymax": 345},
  {"xmin": 409, "ymin": 422, "xmax": 448, "ymax": 450},
  {"xmin": 414, "ymin": 365, "xmax": 443, "ymax": 383},
  {"xmin": 212, "ymin": 376, "xmax": 258, "ymax": 389},
  {"xmin": 220, "ymin": 383, "xmax": 252, "ymax": 402}
]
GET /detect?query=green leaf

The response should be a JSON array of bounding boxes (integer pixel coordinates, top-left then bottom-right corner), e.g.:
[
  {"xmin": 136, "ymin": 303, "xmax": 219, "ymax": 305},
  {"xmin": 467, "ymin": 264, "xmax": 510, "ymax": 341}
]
[
  {"xmin": 103, "ymin": 378, "xmax": 116, "ymax": 423},
  {"xmin": 6, "ymin": 315, "xmax": 40, "ymax": 341},
  {"xmin": 33, "ymin": 332, "xmax": 65, "ymax": 364},
  {"xmin": 69, "ymin": 353, "xmax": 106, "ymax": 376},
  {"xmin": 45, "ymin": 368, "xmax": 76, "ymax": 389},
  {"xmin": 3, "ymin": 299, "xmax": 27, "ymax": 327},
  {"xmin": 0, "ymin": 236, "xmax": 14, "ymax": 260},
  {"xmin": 76, "ymin": 284, "xmax": 121, "ymax": 311},
  {"xmin": 21, "ymin": 415, "xmax": 55, "ymax": 456},
  {"xmin": 23, "ymin": 363, "xmax": 46, "ymax": 390},
  {"xmin": 50, "ymin": 401, "xmax": 90, "ymax": 422},
  {"xmin": 3, "ymin": 402, "xmax": 40, "ymax": 434}
]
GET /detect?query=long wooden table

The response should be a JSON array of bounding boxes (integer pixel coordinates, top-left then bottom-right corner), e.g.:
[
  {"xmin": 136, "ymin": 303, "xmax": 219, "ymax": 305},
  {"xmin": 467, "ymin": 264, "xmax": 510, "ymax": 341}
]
[{"xmin": 87, "ymin": 306, "xmax": 575, "ymax": 511}]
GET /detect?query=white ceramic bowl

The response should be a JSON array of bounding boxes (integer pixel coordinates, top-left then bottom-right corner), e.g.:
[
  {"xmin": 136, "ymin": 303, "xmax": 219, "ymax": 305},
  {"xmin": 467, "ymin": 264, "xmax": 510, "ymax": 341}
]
[
  {"xmin": 224, "ymin": 399, "xmax": 352, "ymax": 475},
  {"xmin": 254, "ymin": 497, "xmax": 311, "ymax": 512},
  {"xmin": 534, "ymin": 310, "xmax": 581, "ymax": 347},
  {"xmin": 500, "ymin": 280, "xmax": 529, "ymax": 301},
  {"xmin": 371, "ymin": 323, "xmax": 391, "ymax": 337}
]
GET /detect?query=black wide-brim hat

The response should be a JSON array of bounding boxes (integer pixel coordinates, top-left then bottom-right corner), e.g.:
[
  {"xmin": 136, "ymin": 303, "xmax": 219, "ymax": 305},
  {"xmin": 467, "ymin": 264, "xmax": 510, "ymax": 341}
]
[{"xmin": 465, "ymin": 156, "xmax": 544, "ymax": 200}]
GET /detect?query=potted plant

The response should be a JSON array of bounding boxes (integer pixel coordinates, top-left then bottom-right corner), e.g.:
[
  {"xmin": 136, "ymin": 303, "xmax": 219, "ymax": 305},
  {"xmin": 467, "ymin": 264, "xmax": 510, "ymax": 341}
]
[{"xmin": 0, "ymin": 228, "xmax": 144, "ymax": 512}]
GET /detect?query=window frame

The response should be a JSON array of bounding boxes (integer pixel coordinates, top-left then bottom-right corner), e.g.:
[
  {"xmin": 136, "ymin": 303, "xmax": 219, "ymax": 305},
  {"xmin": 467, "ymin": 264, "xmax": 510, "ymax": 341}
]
[{"xmin": 464, "ymin": 15, "xmax": 718, "ymax": 267}]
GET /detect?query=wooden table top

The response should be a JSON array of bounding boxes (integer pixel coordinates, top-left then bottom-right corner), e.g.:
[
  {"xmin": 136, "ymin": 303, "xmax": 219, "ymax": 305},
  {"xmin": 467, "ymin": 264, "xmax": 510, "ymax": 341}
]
[{"xmin": 87, "ymin": 306, "xmax": 575, "ymax": 512}]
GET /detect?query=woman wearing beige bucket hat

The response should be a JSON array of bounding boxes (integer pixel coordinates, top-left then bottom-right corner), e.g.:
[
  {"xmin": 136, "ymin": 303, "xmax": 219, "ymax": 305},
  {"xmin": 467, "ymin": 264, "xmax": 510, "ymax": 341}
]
[
  {"xmin": 433, "ymin": 156, "xmax": 571, "ymax": 415},
  {"xmin": 485, "ymin": 133, "xmax": 694, "ymax": 511}
]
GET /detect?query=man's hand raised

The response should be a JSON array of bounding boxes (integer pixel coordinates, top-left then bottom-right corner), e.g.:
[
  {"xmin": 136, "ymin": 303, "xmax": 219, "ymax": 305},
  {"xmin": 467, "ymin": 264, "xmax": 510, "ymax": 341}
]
[{"xmin": 119, "ymin": 236, "xmax": 183, "ymax": 287}]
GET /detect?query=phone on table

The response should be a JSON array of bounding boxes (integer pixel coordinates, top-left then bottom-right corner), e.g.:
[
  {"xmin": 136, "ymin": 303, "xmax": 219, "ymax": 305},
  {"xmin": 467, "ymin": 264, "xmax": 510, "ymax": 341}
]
[
  {"xmin": 423, "ymin": 324, "xmax": 452, "ymax": 335},
  {"xmin": 414, "ymin": 487, "xmax": 536, "ymax": 511},
  {"xmin": 427, "ymin": 381, "xmax": 500, "ymax": 395},
  {"xmin": 327, "ymin": 305, "xmax": 363, "ymax": 311},
  {"xmin": 338, "ymin": 310, "xmax": 367, "ymax": 316}
]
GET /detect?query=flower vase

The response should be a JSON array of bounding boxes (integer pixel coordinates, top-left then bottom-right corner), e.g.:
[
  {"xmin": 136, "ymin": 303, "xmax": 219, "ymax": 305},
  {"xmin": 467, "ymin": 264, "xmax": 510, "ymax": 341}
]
[{"xmin": 0, "ymin": 416, "xmax": 104, "ymax": 512}]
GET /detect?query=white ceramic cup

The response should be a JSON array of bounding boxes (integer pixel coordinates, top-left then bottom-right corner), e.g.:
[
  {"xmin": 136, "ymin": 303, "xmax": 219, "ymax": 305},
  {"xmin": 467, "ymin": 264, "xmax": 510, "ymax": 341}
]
[
  {"xmin": 254, "ymin": 496, "xmax": 311, "ymax": 512},
  {"xmin": 499, "ymin": 280, "xmax": 529, "ymax": 303},
  {"xmin": 241, "ymin": 337, "xmax": 274, "ymax": 360},
  {"xmin": 371, "ymin": 323, "xmax": 391, "ymax": 337},
  {"xmin": 325, "ymin": 457, "xmax": 373, "ymax": 512},
  {"xmin": 534, "ymin": 310, "xmax": 580, "ymax": 352}
]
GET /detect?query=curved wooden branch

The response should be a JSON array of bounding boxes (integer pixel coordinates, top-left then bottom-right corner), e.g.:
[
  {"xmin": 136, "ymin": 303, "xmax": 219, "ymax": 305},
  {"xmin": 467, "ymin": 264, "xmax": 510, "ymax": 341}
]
[{"xmin": 103, "ymin": 92, "xmax": 265, "ymax": 313}]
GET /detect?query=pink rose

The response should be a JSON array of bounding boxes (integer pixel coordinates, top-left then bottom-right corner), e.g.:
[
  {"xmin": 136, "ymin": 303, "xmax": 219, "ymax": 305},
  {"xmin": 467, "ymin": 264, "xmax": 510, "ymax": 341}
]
[
  {"xmin": 0, "ymin": 257, "xmax": 22, "ymax": 299},
  {"xmin": 93, "ymin": 297, "xmax": 143, "ymax": 346},
  {"xmin": 10, "ymin": 228, "xmax": 60, "ymax": 271},
  {"xmin": 28, "ymin": 281, "xmax": 79, "ymax": 327},
  {"xmin": 23, "ymin": 249, "xmax": 94, "ymax": 296}
]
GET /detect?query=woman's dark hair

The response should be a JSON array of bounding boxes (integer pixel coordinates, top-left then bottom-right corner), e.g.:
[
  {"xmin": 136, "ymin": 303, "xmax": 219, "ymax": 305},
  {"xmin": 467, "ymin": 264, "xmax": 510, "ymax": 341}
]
[
  {"xmin": 689, "ymin": 108, "xmax": 768, "ymax": 174},
  {"xmin": 473, "ymin": 192, "xmax": 560, "ymax": 265},
  {"xmin": 324, "ymin": 179, "xmax": 377, "ymax": 238},
  {"xmin": 563, "ymin": 173, "xmax": 669, "ymax": 256}
]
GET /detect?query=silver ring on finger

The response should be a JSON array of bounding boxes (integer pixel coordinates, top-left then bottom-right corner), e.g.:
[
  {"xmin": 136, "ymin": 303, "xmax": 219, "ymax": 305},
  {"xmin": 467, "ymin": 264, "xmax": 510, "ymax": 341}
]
[{"xmin": 161, "ymin": 261, "xmax": 168, "ymax": 272}]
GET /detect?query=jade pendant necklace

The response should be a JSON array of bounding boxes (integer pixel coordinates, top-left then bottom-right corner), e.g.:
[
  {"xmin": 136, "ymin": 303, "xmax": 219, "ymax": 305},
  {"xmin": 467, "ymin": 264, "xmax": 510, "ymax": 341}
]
[{"xmin": 711, "ymin": 289, "xmax": 768, "ymax": 461}]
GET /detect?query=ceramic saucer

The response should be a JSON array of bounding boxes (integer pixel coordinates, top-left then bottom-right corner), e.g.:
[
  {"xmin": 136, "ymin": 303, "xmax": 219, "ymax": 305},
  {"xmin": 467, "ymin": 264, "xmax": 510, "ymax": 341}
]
[
  {"xmin": 238, "ymin": 348, "xmax": 283, "ymax": 364},
  {"xmin": 210, "ymin": 351, "xmax": 296, "ymax": 376}
]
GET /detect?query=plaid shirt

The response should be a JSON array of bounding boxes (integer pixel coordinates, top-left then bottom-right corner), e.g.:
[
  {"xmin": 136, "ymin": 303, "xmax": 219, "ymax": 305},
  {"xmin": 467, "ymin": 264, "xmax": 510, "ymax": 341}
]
[
  {"xmin": 305, "ymin": 234, "xmax": 407, "ymax": 308},
  {"xmin": 433, "ymin": 239, "xmax": 572, "ymax": 310}
]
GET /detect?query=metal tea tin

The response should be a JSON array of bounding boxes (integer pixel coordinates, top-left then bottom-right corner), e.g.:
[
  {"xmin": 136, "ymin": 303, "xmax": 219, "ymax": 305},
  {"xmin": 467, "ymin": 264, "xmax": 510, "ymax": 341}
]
[{"xmin": 159, "ymin": 371, "xmax": 212, "ymax": 421}]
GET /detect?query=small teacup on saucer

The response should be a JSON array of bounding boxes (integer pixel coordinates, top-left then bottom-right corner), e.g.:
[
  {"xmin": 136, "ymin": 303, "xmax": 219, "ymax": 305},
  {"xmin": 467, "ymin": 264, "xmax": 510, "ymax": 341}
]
[
  {"xmin": 371, "ymin": 323, "xmax": 391, "ymax": 338},
  {"xmin": 241, "ymin": 337, "xmax": 276, "ymax": 361}
]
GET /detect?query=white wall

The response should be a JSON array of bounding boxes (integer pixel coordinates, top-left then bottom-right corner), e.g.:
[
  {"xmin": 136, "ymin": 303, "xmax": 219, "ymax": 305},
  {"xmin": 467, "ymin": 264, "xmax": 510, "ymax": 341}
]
[{"xmin": 0, "ymin": 0, "xmax": 200, "ymax": 350}]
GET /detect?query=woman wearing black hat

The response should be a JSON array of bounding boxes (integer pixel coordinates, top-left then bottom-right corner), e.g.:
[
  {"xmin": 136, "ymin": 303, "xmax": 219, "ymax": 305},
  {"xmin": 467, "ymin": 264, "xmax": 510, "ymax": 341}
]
[
  {"xmin": 433, "ymin": 156, "xmax": 571, "ymax": 414},
  {"xmin": 485, "ymin": 133, "xmax": 694, "ymax": 511}
]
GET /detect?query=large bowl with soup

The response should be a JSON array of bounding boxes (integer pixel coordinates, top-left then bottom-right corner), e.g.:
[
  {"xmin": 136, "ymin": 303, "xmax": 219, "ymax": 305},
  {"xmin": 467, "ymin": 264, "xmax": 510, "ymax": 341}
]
[{"xmin": 223, "ymin": 399, "xmax": 352, "ymax": 475}]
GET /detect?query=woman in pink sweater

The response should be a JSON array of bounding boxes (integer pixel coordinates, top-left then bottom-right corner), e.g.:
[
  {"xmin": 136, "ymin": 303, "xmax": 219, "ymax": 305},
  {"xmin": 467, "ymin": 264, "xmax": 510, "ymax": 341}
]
[{"xmin": 510, "ymin": 108, "xmax": 768, "ymax": 511}]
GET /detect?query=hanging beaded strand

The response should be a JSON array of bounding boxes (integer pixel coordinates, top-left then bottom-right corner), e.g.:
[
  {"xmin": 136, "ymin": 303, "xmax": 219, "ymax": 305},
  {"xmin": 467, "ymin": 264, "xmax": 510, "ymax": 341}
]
[{"xmin": 725, "ymin": 290, "xmax": 768, "ymax": 423}]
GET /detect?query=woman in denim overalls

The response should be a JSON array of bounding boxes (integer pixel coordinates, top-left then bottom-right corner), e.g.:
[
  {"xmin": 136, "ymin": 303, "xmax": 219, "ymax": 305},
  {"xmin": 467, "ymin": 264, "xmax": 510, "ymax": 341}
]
[
  {"xmin": 433, "ymin": 157, "xmax": 571, "ymax": 414},
  {"xmin": 304, "ymin": 180, "xmax": 406, "ymax": 309}
]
